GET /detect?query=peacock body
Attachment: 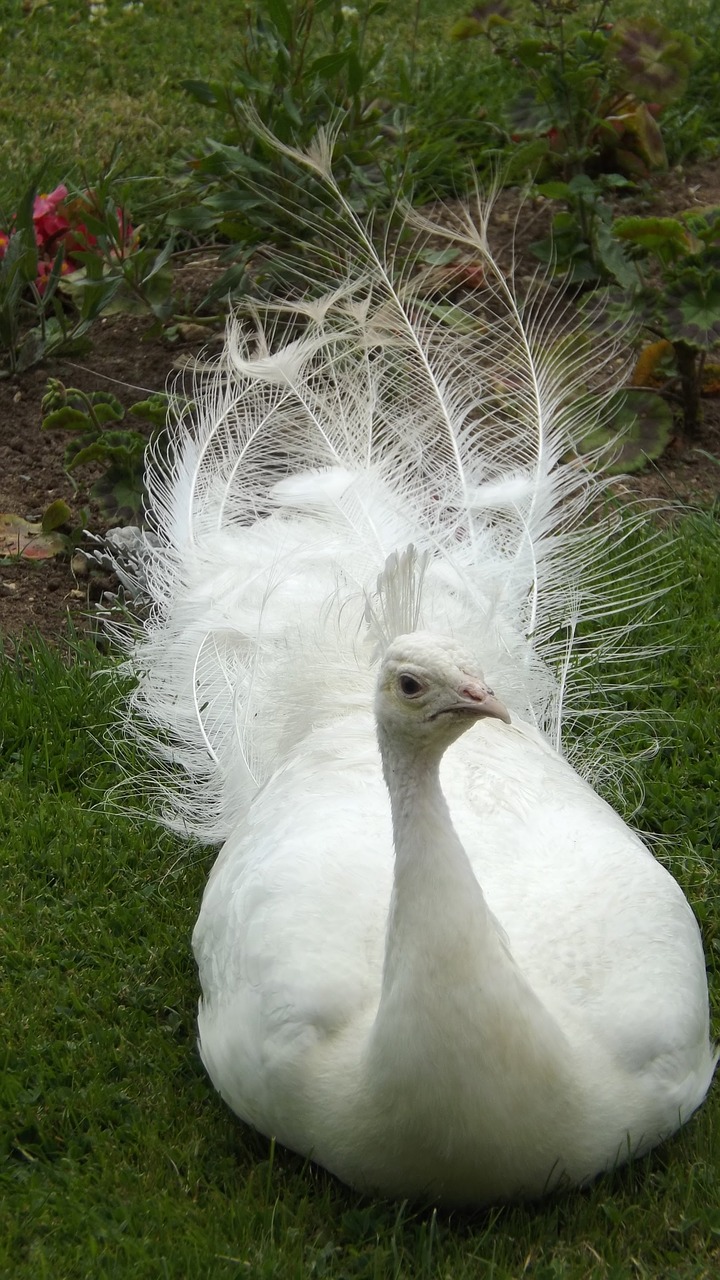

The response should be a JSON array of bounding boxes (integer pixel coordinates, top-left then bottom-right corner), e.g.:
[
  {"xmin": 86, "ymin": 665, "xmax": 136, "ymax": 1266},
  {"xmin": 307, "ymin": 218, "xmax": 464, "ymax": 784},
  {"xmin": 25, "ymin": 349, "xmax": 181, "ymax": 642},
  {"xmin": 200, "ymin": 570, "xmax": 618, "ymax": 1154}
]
[{"xmin": 117, "ymin": 132, "xmax": 715, "ymax": 1205}]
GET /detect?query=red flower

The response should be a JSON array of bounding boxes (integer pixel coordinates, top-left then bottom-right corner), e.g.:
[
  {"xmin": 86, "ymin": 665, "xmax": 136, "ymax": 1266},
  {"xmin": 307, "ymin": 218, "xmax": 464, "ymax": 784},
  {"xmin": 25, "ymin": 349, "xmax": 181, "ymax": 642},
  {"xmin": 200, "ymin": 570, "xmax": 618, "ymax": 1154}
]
[{"xmin": 0, "ymin": 230, "xmax": 9, "ymax": 258}]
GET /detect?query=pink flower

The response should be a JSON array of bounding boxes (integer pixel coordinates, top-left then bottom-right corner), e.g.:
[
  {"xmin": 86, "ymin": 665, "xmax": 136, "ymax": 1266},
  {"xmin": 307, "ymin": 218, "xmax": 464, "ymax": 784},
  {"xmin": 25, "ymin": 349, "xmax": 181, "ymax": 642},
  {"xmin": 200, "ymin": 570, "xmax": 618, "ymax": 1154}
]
[
  {"xmin": 2, "ymin": 182, "xmax": 134, "ymax": 291},
  {"xmin": 33, "ymin": 185, "xmax": 68, "ymax": 218},
  {"xmin": 33, "ymin": 185, "xmax": 70, "ymax": 248},
  {"xmin": 34, "ymin": 256, "xmax": 76, "ymax": 295}
]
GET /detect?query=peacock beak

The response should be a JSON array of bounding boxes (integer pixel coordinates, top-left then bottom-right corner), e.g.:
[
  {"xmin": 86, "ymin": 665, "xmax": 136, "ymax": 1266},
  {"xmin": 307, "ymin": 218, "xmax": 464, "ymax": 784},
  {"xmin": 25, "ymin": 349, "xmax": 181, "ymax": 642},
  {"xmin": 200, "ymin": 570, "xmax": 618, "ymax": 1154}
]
[{"xmin": 457, "ymin": 680, "xmax": 511, "ymax": 724}]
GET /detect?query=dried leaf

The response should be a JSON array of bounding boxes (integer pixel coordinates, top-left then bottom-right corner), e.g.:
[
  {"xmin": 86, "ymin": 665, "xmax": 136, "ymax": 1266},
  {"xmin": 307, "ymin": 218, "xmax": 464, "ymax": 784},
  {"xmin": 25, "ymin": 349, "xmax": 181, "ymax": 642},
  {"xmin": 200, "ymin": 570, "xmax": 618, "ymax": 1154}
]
[{"xmin": 0, "ymin": 514, "xmax": 65, "ymax": 559}]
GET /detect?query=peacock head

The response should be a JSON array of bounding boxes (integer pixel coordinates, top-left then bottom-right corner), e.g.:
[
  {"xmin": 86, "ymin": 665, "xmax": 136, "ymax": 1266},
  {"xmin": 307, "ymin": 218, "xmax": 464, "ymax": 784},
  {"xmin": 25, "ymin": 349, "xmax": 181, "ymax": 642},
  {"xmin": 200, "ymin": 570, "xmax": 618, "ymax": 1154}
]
[{"xmin": 375, "ymin": 631, "xmax": 510, "ymax": 753}]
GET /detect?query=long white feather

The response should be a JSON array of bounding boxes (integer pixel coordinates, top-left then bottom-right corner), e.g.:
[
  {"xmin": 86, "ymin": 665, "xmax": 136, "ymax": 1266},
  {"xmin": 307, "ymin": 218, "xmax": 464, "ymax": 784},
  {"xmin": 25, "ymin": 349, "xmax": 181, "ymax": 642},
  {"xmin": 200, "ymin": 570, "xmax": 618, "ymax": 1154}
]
[{"xmin": 116, "ymin": 139, "xmax": 668, "ymax": 842}]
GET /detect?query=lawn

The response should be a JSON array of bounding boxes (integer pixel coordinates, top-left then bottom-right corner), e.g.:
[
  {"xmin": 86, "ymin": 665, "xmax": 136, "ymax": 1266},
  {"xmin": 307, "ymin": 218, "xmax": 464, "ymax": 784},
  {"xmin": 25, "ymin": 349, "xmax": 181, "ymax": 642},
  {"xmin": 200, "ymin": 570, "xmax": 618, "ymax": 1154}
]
[
  {"xmin": 0, "ymin": 0, "xmax": 500, "ymax": 210},
  {"xmin": 2, "ymin": 0, "xmax": 720, "ymax": 1275},
  {"xmin": 2, "ymin": 514, "xmax": 718, "ymax": 1280}
]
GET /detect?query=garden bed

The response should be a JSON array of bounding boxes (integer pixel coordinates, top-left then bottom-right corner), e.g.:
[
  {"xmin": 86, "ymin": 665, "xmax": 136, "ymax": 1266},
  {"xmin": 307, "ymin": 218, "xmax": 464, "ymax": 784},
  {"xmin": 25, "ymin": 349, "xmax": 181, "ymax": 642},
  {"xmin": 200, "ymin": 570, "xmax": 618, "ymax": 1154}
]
[{"xmin": 1, "ymin": 160, "xmax": 720, "ymax": 644}]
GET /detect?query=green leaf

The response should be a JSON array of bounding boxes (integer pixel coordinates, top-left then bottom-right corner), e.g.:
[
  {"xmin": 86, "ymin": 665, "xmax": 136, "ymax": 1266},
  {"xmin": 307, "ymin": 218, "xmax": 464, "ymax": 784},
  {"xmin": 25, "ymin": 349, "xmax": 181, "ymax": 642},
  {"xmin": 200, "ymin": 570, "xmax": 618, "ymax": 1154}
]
[
  {"xmin": 181, "ymin": 79, "xmax": 221, "ymax": 108},
  {"xmin": 90, "ymin": 464, "xmax": 146, "ymax": 521},
  {"xmin": 143, "ymin": 237, "xmax": 175, "ymax": 282},
  {"xmin": 613, "ymin": 215, "xmax": 692, "ymax": 264},
  {"xmin": 609, "ymin": 17, "xmax": 697, "ymax": 106},
  {"xmin": 129, "ymin": 395, "xmax": 172, "ymax": 429},
  {"xmin": 594, "ymin": 224, "xmax": 639, "ymax": 289},
  {"xmin": 229, "ymin": 68, "xmax": 267, "ymax": 96},
  {"xmin": 64, "ymin": 429, "xmax": 147, "ymax": 474},
  {"xmin": 449, "ymin": 16, "xmax": 484, "ymax": 39},
  {"xmin": 536, "ymin": 182, "xmax": 572, "ymax": 200},
  {"xmin": 85, "ymin": 391, "xmax": 125, "ymax": 413},
  {"xmin": 504, "ymin": 138, "xmax": 550, "ymax": 180},
  {"xmin": 43, "ymin": 387, "xmax": 125, "ymax": 431},
  {"xmin": 347, "ymin": 50, "xmax": 363, "ymax": 97},
  {"xmin": 659, "ymin": 273, "xmax": 720, "ymax": 349},
  {"xmin": 64, "ymin": 273, "xmax": 124, "ymax": 322},
  {"xmin": 579, "ymin": 389, "xmax": 674, "ymax": 473},
  {"xmin": 16, "ymin": 328, "xmax": 49, "ymax": 373},
  {"xmin": 63, "ymin": 436, "xmax": 103, "ymax": 470},
  {"xmin": 165, "ymin": 205, "xmax": 222, "ymax": 232},
  {"xmin": 567, "ymin": 175, "xmax": 599, "ymax": 200},
  {"xmin": 43, "ymin": 407, "xmax": 94, "ymax": 433},
  {"xmin": 41, "ymin": 499, "xmax": 73, "ymax": 533},
  {"xmin": 515, "ymin": 39, "xmax": 547, "ymax": 70},
  {"xmin": 679, "ymin": 206, "xmax": 720, "ymax": 248},
  {"xmin": 199, "ymin": 258, "xmax": 253, "ymax": 306},
  {"xmin": 307, "ymin": 52, "xmax": 350, "ymax": 80},
  {"xmin": 264, "ymin": 0, "xmax": 293, "ymax": 44},
  {"xmin": 92, "ymin": 400, "xmax": 126, "ymax": 424},
  {"xmin": 417, "ymin": 248, "xmax": 461, "ymax": 266}
]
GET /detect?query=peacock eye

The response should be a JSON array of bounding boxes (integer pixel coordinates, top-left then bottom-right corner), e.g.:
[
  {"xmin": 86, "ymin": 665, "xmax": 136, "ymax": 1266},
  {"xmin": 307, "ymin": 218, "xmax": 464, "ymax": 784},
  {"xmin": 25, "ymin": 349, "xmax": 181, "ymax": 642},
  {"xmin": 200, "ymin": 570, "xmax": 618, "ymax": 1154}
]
[{"xmin": 398, "ymin": 673, "xmax": 424, "ymax": 698}]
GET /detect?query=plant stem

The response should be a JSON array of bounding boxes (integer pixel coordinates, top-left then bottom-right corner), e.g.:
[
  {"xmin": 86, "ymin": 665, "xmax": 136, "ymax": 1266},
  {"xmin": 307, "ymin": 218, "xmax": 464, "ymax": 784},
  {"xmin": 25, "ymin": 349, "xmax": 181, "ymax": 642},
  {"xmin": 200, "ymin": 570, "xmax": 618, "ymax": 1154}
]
[
  {"xmin": 72, "ymin": 387, "xmax": 106, "ymax": 433},
  {"xmin": 674, "ymin": 340, "xmax": 701, "ymax": 437}
]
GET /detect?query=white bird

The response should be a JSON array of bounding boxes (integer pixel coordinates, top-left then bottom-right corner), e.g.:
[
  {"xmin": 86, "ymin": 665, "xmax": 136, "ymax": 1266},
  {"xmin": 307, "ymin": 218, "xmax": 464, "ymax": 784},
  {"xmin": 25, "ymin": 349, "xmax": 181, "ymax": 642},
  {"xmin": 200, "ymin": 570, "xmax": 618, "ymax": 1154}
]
[{"xmin": 118, "ymin": 131, "xmax": 715, "ymax": 1205}]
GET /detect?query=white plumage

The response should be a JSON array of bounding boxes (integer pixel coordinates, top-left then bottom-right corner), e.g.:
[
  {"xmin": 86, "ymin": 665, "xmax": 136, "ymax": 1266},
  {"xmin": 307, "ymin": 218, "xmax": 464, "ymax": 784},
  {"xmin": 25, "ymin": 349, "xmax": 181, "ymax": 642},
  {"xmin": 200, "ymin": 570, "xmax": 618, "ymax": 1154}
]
[{"xmin": 119, "ymin": 132, "xmax": 715, "ymax": 1205}]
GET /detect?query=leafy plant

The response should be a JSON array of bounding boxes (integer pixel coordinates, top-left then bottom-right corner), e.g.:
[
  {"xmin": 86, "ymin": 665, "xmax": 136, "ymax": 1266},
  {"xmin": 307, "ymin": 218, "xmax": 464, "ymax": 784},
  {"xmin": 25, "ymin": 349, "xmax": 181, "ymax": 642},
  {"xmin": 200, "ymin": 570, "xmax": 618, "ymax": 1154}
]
[
  {"xmin": 572, "ymin": 208, "xmax": 720, "ymax": 452},
  {"xmin": 41, "ymin": 381, "xmax": 177, "ymax": 523},
  {"xmin": 1, "ymin": 185, "xmax": 72, "ymax": 290},
  {"xmin": 532, "ymin": 172, "xmax": 638, "ymax": 283},
  {"xmin": 0, "ymin": 181, "xmax": 88, "ymax": 376},
  {"xmin": 0, "ymin": 165, "xmax": 176, "ymax": 375},
  {"xmin": 452, "ymin": 2, "xmax": 695, "ymax": 181},
  {"xmin": 611, "ymin": 207, "xmax": 720, "ymax": 436},
  {"xmin": 169, "ymin": 0, "xmax": 396, "ymax": 301},
  {"xmin": 60, "ymin": 176, "xmax": 175, "ymax": 325},
  {"xmin": 452, "ymin": 2, "xmax": 697, "ymax": 285},
  {"xmin": 576, "ymin": 386, "xmax": 674, "ymax": 472}
]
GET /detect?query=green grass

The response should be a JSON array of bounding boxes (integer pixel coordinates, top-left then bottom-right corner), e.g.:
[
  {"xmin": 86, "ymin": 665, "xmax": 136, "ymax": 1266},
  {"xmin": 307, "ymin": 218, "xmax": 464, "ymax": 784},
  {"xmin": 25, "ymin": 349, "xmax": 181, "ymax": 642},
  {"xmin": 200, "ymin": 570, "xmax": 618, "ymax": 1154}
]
[
  {"xmin": 0, "ymin": 0, "xmax": 484, "ymax": 211},
  {"xmin": 2, "ymin": 511, "xmax": 719, "ymax": 1279}
]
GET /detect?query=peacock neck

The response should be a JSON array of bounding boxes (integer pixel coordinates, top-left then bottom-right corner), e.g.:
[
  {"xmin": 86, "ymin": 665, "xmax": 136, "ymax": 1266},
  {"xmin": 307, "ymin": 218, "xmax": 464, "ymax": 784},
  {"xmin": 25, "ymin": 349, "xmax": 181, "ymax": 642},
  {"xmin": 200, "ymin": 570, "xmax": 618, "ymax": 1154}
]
[
  {"xmin": 376, "ymin": 729, "xmax": 498, "ymax": 998},
  {"xmin": 363, "ymin": 724, "xmax": 576, "ymax": 1198}
]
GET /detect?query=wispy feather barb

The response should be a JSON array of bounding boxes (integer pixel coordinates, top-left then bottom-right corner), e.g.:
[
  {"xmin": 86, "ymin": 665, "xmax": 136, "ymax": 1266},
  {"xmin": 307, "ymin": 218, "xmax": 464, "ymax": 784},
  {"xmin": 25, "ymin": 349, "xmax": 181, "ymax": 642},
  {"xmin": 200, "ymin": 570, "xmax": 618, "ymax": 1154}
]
[{"xmin": 113, "ymin": 135, "xmax": 667, "ymax": 842}]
